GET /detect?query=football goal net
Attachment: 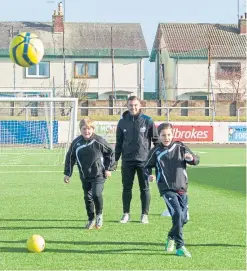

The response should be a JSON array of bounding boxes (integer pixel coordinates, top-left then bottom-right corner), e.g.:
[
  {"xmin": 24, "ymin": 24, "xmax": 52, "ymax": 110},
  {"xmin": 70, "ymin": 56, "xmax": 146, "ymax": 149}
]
[{"xmin": 0, "ymin": 96, "xmax": 78, "ymax": 166}]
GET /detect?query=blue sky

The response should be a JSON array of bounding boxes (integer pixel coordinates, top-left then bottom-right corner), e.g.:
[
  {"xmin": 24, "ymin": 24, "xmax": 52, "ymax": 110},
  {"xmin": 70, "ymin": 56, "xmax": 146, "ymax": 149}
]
[{"xmin": 0, "ymin": 0, "xmax": 245, "ymax": 92}]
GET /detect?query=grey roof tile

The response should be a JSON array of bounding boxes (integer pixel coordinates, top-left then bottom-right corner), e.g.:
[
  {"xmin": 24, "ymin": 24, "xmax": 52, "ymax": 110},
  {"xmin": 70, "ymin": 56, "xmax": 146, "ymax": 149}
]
[
  {"xmin": 0, "ymin": 22, "xmax": 149, "ymax": 58},
  {"xmin": 150, "ymin": 23, "xmax": 246, "ymax": 61}
]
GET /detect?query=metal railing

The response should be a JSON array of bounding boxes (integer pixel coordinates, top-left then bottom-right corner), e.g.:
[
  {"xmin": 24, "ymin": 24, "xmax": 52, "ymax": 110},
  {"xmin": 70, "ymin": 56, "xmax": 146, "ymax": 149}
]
[
  {"xmin": 77, "ymin": 106, "xmax": 215, "ymax": 122},
  {"xmin": 0, "ymin": 106, "xmax": 215, "ymax": 122},
  {"xmin": 237, "ymin": 107, "xmax": 247, "ymax": 122}
]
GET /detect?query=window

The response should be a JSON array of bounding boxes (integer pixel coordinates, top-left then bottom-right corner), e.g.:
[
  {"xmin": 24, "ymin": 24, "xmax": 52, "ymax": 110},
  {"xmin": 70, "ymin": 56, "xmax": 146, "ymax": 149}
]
[
  {"xmin": 74, "ymin": 62, "xmax": 98, "ymax": 78},
  {"xmin": 216, "ymin": 62, "xmax": 241, "ymax": 80},
  {"xmin": 25, "ymin": 62, "xmax": 50, "ymax": 78},
  {"xmin": 116, "ymin": 95, "xmax": 128, "ymax": 100},
  {"xmin": 216, "ymin": 93, "xmax": 240, "ymax": 101}
]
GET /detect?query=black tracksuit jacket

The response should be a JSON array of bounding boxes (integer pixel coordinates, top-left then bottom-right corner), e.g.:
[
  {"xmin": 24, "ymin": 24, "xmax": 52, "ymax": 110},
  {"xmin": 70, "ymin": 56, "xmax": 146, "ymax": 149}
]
[
  {"xmin": 64, "ymin": 134, "xmax": 115, "ymax": 181},
  {"xmin": 115, "ymin": 111, "xmax": 159, "ymax": 162},
  {"xmin": 144, "ymin": 141, "xmax": 200, "ymax": 195}
]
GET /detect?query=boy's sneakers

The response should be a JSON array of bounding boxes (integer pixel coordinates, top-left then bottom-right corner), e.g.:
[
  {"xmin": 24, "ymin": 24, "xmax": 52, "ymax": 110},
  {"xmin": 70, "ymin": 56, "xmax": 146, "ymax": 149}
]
[
  {"xmin": 95, "ymin": 214, "xmax": 103, "ymax": 229},
  {"xmin": 164, "ymin": 238, "xmax": 175, "ymax": 252},
  {"xmin": 119, "ymin": 213, "xmax": 130, "ymax": 223},
  {"xmin": 176, "ymin": 246, "xmax": 192, "ymax": 257},
  {"xmin": 140, "ymin": 214, "xmax": 149, "ymax": 224},
  {"xmin": 84, "ymin": 219, "xmax": 95, "ymax": 229}
]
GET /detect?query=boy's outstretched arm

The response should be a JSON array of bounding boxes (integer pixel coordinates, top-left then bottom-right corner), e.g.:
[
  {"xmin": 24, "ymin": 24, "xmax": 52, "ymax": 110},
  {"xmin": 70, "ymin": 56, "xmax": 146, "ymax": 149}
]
[
  {"xmin": 64, "ymin": 142, "xmax": 77, "ymax": 178},
  {"xmin": 182, "ymin": 144, "xmax": 200, "ymax": 166}
]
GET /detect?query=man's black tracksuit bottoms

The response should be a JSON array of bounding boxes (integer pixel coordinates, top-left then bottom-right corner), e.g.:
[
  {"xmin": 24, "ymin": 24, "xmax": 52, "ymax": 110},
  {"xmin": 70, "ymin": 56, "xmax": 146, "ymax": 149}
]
[{"xmin": 121, "ymin": 161, "xmax": 150, "ymax": 215}]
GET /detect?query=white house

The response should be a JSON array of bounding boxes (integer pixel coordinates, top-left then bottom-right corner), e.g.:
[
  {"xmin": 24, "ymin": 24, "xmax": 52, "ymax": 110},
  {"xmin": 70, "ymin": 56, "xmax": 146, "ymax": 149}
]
[
  {"xmin": 150, "ymin": 14, "xmax": 247, "ymax": 101},
  {"xmin": 0, "ymin": 2, "xmax": 149, "ymax": 100}
]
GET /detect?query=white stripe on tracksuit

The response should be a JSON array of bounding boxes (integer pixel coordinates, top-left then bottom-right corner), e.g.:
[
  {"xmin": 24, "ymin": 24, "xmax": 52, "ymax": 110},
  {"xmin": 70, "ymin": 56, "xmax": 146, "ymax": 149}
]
[
  {"xmin": 162, "ymin": 194, "xmax": 175, "ymax": 216},
  {"xmin": 75, "ymin": 139, "xmax": 96, "ymax": 178},
  {"xmin": 94, "ymin": 139, "xmax": 113, "ymax": 170}
]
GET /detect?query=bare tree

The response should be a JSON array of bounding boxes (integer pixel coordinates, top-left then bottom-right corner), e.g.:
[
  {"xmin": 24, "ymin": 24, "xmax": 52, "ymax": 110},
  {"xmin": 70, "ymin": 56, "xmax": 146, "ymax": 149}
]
[
  {"xmin": 65, "ymin": 78, "xmax": 90, "ymax": 100},
  {"xmin": 60, "ymin": 78, "xmax": 90, "ymax": 116},
  {"xmin": 213, "ymin": 64, "xmax": 246, "ymax": 102},
  {"xmin": 211, "ymin": 64, "xmax": 246, "ymax": 116}
]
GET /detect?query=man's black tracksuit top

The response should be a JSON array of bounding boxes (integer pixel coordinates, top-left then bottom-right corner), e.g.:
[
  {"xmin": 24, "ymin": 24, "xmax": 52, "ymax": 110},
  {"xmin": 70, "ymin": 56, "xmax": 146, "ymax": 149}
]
[
  {"xmin": 144, "ymin": 141, "xmax": 200, "ymax": 194},
  {"xmin": 115, "ymin": 111, "xmax": 159, "ymax": 163},
  {"xmin": 64, "ymin": 134, "xmax": 115, "ymax": 181}
]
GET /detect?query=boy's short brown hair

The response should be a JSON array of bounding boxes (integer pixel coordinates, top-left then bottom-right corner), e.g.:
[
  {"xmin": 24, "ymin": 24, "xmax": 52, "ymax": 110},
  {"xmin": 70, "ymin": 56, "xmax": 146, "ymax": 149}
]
[
  {"xmin": 79, "ymin": 118, "xmax": 95, "ymax": 130},
  {"xmin": 157, "ymin": 122, "xmax": 173, "ymax": 135}
]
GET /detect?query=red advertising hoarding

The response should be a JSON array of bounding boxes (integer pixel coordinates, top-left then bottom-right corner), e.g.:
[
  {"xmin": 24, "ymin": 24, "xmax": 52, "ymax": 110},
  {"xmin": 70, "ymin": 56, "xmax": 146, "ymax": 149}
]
[
  {"xmin": 155, "ymin": 124, "xmax": 213, "ymax": 142},
  {"xmin": 173, "ymin": 126, "xmax": 213, "ymax": 142}
]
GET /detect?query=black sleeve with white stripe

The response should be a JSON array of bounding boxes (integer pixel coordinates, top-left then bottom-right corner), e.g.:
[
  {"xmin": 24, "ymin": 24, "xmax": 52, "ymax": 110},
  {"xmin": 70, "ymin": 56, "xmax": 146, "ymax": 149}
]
[
  {"xmin": 64, "ymin": 140, "xmax": 77, "ymax": 177},
  {"xmin": 96, "ymin": 136, "xmax": 115, "ymax": 171}
]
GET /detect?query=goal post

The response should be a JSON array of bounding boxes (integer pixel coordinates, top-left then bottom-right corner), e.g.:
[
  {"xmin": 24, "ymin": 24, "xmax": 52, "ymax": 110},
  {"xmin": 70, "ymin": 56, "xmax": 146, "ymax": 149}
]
[{"xmin": 0, "ymin": 97, "xmax": 78, "ymax": 166}]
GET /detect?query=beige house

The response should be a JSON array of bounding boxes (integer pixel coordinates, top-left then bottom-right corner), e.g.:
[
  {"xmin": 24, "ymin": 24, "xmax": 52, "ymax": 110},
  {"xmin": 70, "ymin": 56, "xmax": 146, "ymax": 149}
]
[
  {"xmin": 0, "ymin": 3, "xmax": 149, "ymax": 100},
  {"xmin": 150, "ymin": 14, "xmax": 247, "ymax": 101}
]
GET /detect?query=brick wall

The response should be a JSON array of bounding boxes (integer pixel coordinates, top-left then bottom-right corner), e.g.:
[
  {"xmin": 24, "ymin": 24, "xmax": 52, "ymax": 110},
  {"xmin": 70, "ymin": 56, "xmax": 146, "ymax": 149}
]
[{"xmin": 79, "ymin": 99, "xmax": 246, "ymax": 117}]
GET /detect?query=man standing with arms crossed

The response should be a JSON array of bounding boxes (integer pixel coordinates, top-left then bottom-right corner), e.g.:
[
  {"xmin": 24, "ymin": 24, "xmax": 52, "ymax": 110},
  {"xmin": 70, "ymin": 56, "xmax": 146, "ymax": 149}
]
[{"xmin": 115, "ymin": 96, "xmax": 159, "ymax": 224}]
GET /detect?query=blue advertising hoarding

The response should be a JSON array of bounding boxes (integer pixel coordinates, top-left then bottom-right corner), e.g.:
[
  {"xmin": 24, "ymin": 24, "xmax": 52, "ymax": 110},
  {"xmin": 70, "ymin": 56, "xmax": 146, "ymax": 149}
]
[{"xmin": 228, "ymin": 125, "xmax": 247, "ymax": 142}]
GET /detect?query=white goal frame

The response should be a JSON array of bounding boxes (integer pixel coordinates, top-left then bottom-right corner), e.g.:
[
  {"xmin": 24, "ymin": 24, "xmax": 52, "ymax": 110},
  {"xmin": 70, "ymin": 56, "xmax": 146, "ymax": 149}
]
[{"xmin": 0, "ymin": 97, "xmax": 78, "ymax": 150}]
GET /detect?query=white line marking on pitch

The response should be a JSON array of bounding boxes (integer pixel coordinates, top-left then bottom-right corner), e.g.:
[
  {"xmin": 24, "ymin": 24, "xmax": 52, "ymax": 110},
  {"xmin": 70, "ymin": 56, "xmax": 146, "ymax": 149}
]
[
  {"xmin": 0, "ymin": 164, "xmax": 245, "ymax": 174},
  {"xmin": 1, "ymin": 163, "xmax": 245, "ymax": 168},
  {"xmin": 0, "ymin": 164, "xmax": 61, "ymax": 167}
]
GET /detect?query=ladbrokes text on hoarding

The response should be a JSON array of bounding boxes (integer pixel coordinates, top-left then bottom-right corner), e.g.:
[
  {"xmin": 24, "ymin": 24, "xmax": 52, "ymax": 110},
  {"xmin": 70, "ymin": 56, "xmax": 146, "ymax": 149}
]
[
  {"xmin": 155, "ymin": 124, "xmax": 214, "ymax": 142},
  {"xmin": 172, "ymin": 126, "xmax": 213, "ymax": 141}
]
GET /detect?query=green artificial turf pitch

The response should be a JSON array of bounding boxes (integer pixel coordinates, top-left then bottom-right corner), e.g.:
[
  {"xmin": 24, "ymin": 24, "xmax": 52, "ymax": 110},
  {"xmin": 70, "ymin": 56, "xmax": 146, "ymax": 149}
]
[{"xmin": 0, "ymin": 147, "xmax": 246, "ymax": 270}]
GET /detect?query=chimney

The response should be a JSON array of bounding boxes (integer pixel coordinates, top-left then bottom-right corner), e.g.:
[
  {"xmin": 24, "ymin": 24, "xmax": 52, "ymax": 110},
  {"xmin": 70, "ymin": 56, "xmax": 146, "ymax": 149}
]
[
  {"xmin": 239, "ymin": 13, "xmax": 247, "ymax": 35},
  {"xmin": 52, "ymin": 2, "xmax": 64, "ymax": 33}
]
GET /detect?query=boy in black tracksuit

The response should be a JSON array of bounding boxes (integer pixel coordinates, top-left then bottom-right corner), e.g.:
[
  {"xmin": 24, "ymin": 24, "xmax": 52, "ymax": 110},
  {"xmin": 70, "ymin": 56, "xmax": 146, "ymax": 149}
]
[
  {"xmin": 115, "ymin": 96, "xmax": 159, "ymax": 224},
  {"xmin": 64, "ymin": 119, "xmax": 115, "ymax": 229},
  {"xmin": 144, "ymin": 123, "xmax": 199, "ymax": 257}
]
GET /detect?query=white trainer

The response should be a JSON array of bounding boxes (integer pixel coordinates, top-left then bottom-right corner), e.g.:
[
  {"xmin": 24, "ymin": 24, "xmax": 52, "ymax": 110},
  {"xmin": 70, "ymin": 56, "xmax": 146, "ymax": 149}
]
[
  {"xmin": 95, "ymin": 214, "xmax": 103, "ymax": 229},
  {"xmin": 140, "ymin": 214, "xmax": 149, "ymax": 224},
  {"xmin": 119, "ymin": 213, "xmax": 130, "ymax": 223}
]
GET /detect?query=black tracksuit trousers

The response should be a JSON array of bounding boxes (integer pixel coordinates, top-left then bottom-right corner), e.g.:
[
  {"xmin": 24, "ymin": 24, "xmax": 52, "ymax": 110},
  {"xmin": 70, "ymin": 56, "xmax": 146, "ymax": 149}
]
[
  {"xmin": 121, "ymin": 161, "xmax": 150, "ymax": 215},
  {"xmin": 82, "ymin": 179, "xmax": 105, "ymax": 221},
  {"xmin": 162, "ymin": 191, "xmax": 188, "ymax": 249}
]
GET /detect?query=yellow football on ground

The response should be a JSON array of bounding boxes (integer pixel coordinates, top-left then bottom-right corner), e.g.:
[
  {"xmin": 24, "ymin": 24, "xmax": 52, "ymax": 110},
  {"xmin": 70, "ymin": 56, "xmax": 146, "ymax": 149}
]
[
  {"xmin": 26, "ymin": 234, "xmax": 45, "ymax": 253},
  {"xmin": 9, "ymin": 32, "xmax": 44, "ymax": 67}
]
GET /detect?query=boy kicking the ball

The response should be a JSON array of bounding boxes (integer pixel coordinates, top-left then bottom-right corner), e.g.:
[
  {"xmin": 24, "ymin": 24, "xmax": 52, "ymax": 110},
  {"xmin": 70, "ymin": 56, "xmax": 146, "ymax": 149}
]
[
  {"xmin": 64, "ymin": 118, "xmax": 115, "ymax": 229},
  {"xmin": 144, "ymin": 123, "xmax": 200, "ymax": 257}
]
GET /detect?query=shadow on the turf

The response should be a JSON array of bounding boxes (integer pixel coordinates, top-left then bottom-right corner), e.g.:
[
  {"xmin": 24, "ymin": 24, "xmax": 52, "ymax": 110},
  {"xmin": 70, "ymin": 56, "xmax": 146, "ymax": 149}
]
[
  {"xmin": 0, "ymin": 218, "xmax": 84, "ymax": 222},
  {"xmin": 0, "ymin": 218, "xmax": 160, "ymax": 226},
  {"xmin": 0, "ymin": 226, "xmax": 83, "ymax": 230},
  {"xmin": 0, "ymin": 240, "xmax": 245, "ymax": 248},
  {"xmin": 188, "ymin": 166, "xmax": 246, "ymax": 195},
  {"xmin": 187, "ymin": 243, "xmax": 246, "ymax": 247},
  {"xmin": 108, "ymin": 220, "xmax": 154, "ymax": 223},
  {"xmin": 0, "ymin": 246, "xmax": 174, "ymax": 256}
]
